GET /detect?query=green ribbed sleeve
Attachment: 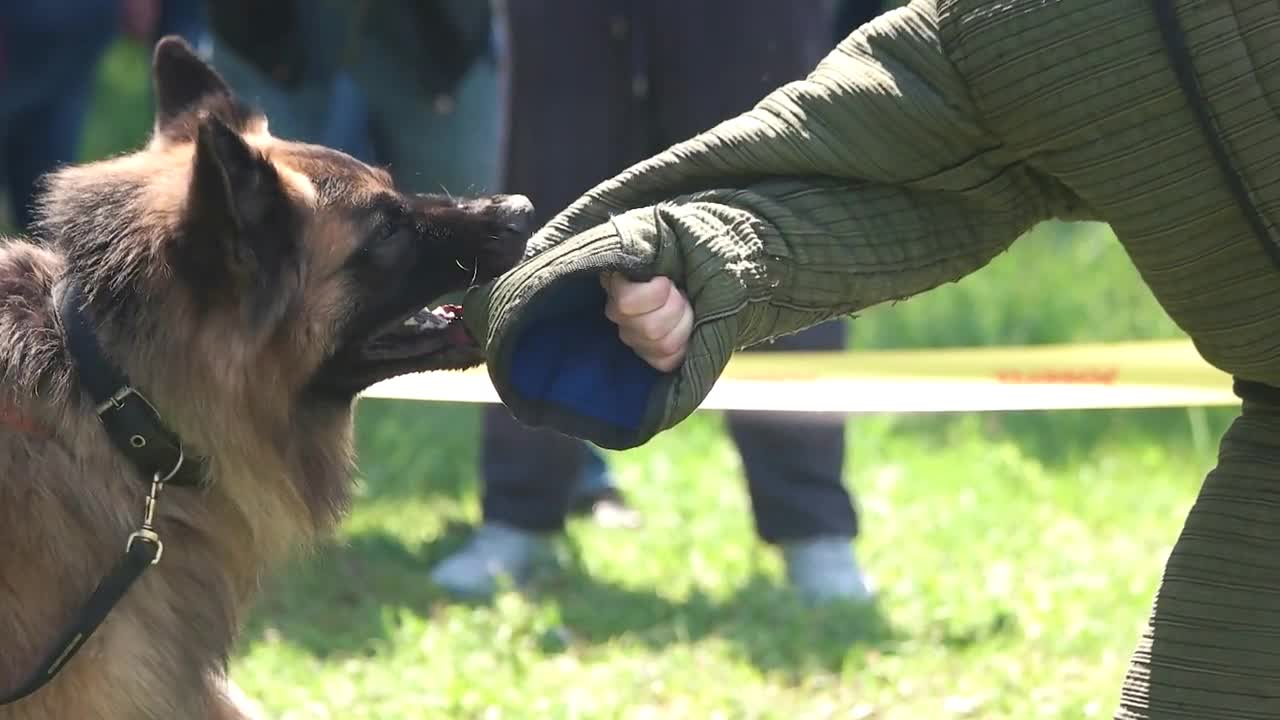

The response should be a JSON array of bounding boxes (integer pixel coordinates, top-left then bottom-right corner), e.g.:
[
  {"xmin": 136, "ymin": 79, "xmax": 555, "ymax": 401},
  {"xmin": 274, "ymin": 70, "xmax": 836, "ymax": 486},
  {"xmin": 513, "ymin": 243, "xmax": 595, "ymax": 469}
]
[{"xmin": 465, "ymin": 0, "xmax": 1088, "ymax": 449}]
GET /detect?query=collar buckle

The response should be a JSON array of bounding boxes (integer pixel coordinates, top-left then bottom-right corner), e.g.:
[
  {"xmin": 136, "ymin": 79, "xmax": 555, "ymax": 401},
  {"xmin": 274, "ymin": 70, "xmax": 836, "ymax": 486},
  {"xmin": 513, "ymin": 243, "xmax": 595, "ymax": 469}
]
[{"xmin": 95, "ymin": 386, "xmax": 137, "ymax": 416}]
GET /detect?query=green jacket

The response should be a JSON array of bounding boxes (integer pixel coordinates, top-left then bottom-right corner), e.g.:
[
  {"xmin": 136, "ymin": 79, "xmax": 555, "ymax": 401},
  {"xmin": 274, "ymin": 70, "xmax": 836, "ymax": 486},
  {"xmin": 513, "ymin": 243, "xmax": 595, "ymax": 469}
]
[{"xmin": 465, "ymin": 0, "xmax": 1280, "ymax": 451}]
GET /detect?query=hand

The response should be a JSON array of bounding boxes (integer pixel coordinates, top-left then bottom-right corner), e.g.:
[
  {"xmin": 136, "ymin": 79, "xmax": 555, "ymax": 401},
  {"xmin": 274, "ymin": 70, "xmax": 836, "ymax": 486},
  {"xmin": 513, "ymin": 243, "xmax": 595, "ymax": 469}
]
[{"xmin": 601, "ymin": 272, "xmax": 693, "ymax": 372}]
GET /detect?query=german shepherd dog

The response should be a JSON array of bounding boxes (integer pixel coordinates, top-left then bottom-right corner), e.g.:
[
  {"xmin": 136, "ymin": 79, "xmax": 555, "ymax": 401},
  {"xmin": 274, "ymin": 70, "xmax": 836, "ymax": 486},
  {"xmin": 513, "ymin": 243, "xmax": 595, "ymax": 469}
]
[{"xmin": 0, "ymin": 37, "xmax": 531, "ymax": 719}]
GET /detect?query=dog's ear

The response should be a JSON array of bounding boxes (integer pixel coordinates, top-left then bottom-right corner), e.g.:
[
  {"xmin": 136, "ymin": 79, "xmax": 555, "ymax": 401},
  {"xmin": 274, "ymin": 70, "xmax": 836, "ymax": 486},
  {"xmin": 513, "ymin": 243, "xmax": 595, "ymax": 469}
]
[
  {"xmin": 153, "ymin": 36, "xmax": 232, "ymax": 130},
  {"xmin": 176, "ymin": 115, "xmax": 297, "ymax": 320},
  {"xmin": 190, "ymin": 116, "xmax": 289, "ymax": 242},
  {"xmin": 152, "ymin": 35, "xmax": 261, "ymax": 140}
]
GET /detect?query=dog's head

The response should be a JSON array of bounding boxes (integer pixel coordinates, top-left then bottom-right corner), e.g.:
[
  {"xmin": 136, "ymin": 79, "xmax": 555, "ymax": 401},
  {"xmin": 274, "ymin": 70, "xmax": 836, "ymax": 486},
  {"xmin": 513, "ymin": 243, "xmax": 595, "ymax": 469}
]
[{"xmin": 37, "ymin": 37, "xmax": 531, "ymax": 405}]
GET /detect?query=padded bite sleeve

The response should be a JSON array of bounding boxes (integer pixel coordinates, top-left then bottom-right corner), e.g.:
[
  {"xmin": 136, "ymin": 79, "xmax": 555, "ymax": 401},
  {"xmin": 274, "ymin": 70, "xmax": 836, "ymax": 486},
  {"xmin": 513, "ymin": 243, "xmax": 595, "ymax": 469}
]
[{"xmin": 465, "ymin": 1, "xmax": 1084, "ymax": 449}]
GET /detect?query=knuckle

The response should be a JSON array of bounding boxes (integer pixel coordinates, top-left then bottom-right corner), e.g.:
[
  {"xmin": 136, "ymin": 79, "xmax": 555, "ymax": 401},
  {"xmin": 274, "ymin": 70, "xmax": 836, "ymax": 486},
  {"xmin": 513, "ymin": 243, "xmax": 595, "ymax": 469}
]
[
  {"xmin": 616, "ymin": 291, "xmax": 647, "ymax": 316},
  {"xmin": 641, "ymin": 317, "xmax": 669, "ymax": 341},
  {"xmin": 620, "ymin": 327, "xmax": 653, "ymax": 353},
  {"xmin": 657, "ymin": 353, "xmax": 683, "ymax": 372},
  {"xmin": 655, "ymin": 334, "xmax": 686, "ymax": 357},
  {"xmin": 624, "ymin": 278, "xmax": 667, "ymax": 313},
  {"xmin": 617, "ymin": 327, "xmax": 639, "ymax": 348},
  {"xmin": 644, "ymin": 352, "xmax": 670, "ymax": 371}
]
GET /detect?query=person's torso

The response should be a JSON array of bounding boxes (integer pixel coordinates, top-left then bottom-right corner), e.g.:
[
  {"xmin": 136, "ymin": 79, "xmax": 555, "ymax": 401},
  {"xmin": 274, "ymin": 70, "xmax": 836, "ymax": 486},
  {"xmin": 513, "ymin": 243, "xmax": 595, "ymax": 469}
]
[{"xmin": 943, "ymin": 0, "xmax": 1280, "ymax": 384}]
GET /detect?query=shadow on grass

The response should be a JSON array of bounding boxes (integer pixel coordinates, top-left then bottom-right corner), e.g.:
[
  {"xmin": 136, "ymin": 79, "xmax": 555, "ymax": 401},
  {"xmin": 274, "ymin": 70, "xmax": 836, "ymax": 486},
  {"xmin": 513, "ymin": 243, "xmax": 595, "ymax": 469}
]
[
  {"xmin": 543, "ymin": 572, "xmax": 898, "ymax": 676},
  {"xmin": 533, "ymin": 535, "xmax": 1015, "ymax": 676},
  {"xmin": 237, "ymin": 521, "xmax": 1006, "ymax": 678},
  {"xmin": 238, "ymin": 527, "xmax": 458, "ymax": 659}
]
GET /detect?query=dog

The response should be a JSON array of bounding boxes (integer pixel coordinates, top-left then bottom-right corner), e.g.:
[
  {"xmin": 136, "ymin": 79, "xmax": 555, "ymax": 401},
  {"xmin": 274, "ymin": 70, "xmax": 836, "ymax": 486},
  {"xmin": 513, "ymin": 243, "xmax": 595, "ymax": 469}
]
[{"xmin": 0, "ymin": 36, "xmax": 531, "ymax": 719}]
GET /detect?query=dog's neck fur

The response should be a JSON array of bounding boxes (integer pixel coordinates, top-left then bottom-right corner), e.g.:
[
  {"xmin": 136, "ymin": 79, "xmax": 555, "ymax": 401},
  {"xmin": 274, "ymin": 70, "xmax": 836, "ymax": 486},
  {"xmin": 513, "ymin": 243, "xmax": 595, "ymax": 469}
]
[
  {"xmin": 0, "ymin": 35, "xmax": 432, "ymax": 717},
  {"xmin": 36, "ymin": 151, "xmax": 355, "ymax": 532},
  {"xmin": 0, "ymin": 222, "xmax": 354, "ymax": 715}
]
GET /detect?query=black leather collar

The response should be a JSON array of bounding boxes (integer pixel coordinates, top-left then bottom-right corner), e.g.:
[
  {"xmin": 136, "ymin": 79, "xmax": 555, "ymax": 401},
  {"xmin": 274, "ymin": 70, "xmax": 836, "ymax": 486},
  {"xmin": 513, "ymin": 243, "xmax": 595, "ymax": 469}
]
[
  {"xmin": 54, "ymin": 279, "xmax": 208, "ymax": 488},
  {"xmin": 1, "ymin": 280, "xmax": 206, "ymax": 706}
]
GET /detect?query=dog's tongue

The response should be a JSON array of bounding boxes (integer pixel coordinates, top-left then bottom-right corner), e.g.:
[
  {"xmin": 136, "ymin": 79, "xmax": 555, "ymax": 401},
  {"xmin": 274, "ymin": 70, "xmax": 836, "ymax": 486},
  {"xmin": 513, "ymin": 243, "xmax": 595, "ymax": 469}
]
[
  {"xmin": 402, "ymin": 304, "xmax": 461, "ymax": 331},
  {"xmin": 433, "ymin": 304, "xmax": 462, "ymax": 324},
  {"xmin": 446, "ymin": 310, "xmax": 474, "ymax": 347},
  {"xmin": 434, "ymin": 304, "xmax": 477, "ymax": 347}
]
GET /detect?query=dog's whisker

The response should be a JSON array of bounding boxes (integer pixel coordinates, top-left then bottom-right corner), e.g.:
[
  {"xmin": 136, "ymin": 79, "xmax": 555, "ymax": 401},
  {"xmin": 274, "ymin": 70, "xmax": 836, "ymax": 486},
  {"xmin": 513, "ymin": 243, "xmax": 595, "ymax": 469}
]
[{"xmin": 452, "ymin": 257, "xmax": 482, "ymax": 288}]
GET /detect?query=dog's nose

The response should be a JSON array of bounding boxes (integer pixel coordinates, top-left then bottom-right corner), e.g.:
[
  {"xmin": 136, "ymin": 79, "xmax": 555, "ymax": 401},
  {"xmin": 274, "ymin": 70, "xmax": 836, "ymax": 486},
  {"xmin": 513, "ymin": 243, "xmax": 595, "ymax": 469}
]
[{"xmin": 496, "ymin": 194, "xmax": 535, "ymax": 237}]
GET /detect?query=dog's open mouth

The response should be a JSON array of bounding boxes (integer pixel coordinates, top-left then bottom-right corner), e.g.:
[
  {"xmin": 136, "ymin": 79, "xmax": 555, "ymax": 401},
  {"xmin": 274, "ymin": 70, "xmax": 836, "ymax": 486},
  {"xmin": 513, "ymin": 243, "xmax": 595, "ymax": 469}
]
[
  {"xmin": 309, "ymin": 193, "xmax": 533, "ymax": 398},
  {"xmin": 362, "ymin": 303, "xmax": 473, "ymax": 362},
  {"xmin": 311, "ymin": 299, "xmax": 488, "ymax": 398}
]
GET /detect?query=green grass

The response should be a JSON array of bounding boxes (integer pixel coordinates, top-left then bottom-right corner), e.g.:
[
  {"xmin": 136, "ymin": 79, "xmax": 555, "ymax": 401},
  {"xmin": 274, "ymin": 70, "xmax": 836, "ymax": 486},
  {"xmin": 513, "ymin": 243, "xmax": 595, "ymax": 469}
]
[
  {"xmin": 51, "ymin": 38, "xmax": 1240, "ymax": 719},
  {"xmin": 229, "ymin": 397, "xmax": 1218, "ymax": 719}
]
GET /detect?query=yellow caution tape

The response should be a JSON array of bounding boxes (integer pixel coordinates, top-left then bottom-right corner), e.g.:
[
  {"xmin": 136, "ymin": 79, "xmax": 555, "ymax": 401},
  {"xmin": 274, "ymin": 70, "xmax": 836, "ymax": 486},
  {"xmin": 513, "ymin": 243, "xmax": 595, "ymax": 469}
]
[{"xmin": 361, "ymin": 339, "xmax": 1240, "ymax": 413}]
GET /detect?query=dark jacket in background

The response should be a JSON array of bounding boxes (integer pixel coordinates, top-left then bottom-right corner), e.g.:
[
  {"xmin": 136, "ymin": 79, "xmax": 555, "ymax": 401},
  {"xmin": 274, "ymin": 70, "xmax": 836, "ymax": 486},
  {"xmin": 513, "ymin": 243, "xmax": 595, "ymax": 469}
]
[
  {"xmin": 482, "ymin": 1, "xmax": 867, "ymax": 545},
  {"xmin": 502, "ymin": 0, "xmax": 837, "ymax": 225},
  {"xmin": 205, "ymin": 0, "xmax": 492, "ymax": 97}
]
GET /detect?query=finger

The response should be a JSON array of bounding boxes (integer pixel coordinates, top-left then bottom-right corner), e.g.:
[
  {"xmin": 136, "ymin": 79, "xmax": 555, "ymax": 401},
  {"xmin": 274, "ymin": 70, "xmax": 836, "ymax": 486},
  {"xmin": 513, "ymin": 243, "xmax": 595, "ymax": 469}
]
[
  {"xmin": 640, "ymin": 327, "xmax": 689, "ymax": 372},
  {"xmin": 648, "ymin": 300, "xmax": 694, "ymax": 362},
  {"xmin": 609, "ymin": 276, "xmax": 676, "ymax": 318},
  {"xmin": 619, "ymin": 299, "xmax": 693, "ymax": 370},
  {"xmin": 666, "ymin": 300, "xmax": 694, "ymax": 355},
  {"xmin": 620, "ymin": 290, "xmax": 687, "ymax": 341},
  {"xmin": 615, "ymin": 286, "xmax": 691, "ymax": 348},
  {"xmin": 642, "ymin": 350, "xmax": 685, "ymax": 373},
  {"xmin": 615, "ymin": 301, "xmax": 681, "ymax": 350}
]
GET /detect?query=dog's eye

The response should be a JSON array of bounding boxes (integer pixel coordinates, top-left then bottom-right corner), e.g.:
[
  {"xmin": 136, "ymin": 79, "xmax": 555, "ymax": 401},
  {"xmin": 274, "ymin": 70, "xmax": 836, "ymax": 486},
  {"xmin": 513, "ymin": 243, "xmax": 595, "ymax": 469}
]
[
  {"xmin": 366, "ymin": 213, "xmax": 397, "ymax": 242},
  {"xmin": 351, "ymin": 219, "xmax": 410, "ymax": 271}
]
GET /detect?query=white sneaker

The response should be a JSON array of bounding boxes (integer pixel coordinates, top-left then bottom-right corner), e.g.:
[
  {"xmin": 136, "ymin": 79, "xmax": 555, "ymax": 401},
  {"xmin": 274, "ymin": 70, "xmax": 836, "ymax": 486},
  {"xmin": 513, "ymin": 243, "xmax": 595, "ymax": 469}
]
[
  {"xmin": 429, "ymin": 522, "xmax": 553, "ymax": 598},
  {"xmin": 781, "ymin": 536, "xmax": 875, "ymax": 605}
]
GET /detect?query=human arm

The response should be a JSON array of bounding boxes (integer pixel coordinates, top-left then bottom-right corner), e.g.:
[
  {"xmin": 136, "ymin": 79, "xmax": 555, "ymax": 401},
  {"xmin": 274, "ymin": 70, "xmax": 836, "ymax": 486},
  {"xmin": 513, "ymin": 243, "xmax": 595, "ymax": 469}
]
[{"xmin": 465, "ymin": 0, "xmax": 1090, "ymax": 450}]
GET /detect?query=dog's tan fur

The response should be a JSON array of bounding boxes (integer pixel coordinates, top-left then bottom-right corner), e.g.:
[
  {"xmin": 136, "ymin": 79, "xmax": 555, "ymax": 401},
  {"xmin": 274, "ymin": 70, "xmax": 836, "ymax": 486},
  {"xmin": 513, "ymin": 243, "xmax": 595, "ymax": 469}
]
[{"xmin": 0, "ymin": 38, "xmax": 527, "ymax": 719}]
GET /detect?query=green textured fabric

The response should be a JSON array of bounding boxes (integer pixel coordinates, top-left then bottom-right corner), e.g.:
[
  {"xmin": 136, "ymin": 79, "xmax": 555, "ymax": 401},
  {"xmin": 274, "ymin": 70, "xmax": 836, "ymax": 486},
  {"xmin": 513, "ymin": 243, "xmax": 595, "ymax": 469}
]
[
  {"xmin": 467, "ymin": 0, "xmax": 1088, "ymax": 445},
  {"xmin": 466, "ymin": 2, "xmax": 1280, "ymax": 715},
  {"xmin": 1116, "ymin": 397, "xmax": 1280, "ymax": 720}
]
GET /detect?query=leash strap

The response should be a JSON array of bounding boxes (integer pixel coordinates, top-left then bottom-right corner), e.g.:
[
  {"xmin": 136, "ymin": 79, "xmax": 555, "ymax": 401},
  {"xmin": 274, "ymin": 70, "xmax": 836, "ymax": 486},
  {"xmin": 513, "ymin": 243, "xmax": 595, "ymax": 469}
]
[
  {"xmin": 1, "ymin": 279, "xmax": 196, "ymax": 705},
  {"xmin": 55, "ymin": 280, "xmax": 206, "ymax": 488},
  {"xmin": 0, "ymin": 533, "xmax": 161, "ymax": 705}
]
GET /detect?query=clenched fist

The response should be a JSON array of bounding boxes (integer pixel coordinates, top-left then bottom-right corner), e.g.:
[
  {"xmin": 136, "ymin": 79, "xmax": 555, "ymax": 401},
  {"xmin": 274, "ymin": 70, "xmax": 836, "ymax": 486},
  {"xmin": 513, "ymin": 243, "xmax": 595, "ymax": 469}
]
[{"xmin": 600, "ymin": 272, "xmax": 693, "ymax": 373}]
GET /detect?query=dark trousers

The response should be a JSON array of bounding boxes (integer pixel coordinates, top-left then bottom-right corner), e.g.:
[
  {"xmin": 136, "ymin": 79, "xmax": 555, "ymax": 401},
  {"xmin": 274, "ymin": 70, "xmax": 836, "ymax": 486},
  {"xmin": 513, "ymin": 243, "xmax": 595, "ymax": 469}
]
[{"xmin": 481, "ymin": 0, "xmax": 875, "ymax": 544}]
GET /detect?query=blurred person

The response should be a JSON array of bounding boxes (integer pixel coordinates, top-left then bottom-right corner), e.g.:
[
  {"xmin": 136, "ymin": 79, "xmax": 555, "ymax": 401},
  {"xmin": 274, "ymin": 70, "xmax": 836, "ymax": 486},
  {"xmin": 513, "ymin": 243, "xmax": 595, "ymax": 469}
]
[
  {"xmin": 202, "ymin": 0, "xmax": 500, "ymax": 197},
  {"xmin": 429, "ymin": 0, "xmax": 891, "ymax": 606},
  {"xmin": 0, "ymin": 0, "xmax": 207, "ymax": 232},
  {"xmin": 122, "ymin": 0, "xmax": 209, "ymax": 52},
  {"xmin": 563, "ymin": 0, "xmax": 891, "ymax": 523},
  {"xmin": 0, "ymin": 0, "xmax": 120, "ymax": 231}
]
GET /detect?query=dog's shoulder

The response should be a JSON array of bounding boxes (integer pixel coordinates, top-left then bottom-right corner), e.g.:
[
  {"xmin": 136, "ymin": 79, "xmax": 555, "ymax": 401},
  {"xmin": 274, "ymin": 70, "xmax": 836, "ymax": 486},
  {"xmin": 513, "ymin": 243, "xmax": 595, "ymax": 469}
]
[{"xmin": 0, "ymin": 236, "xmax": 68, "ymax": 397}]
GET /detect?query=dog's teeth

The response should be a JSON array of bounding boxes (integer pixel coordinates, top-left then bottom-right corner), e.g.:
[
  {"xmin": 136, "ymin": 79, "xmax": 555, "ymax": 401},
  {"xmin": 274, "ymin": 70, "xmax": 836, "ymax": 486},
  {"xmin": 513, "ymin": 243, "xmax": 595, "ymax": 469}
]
[{"xmin": 402, "ymin": 317, "xmax": 421, "ymax": 328}]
